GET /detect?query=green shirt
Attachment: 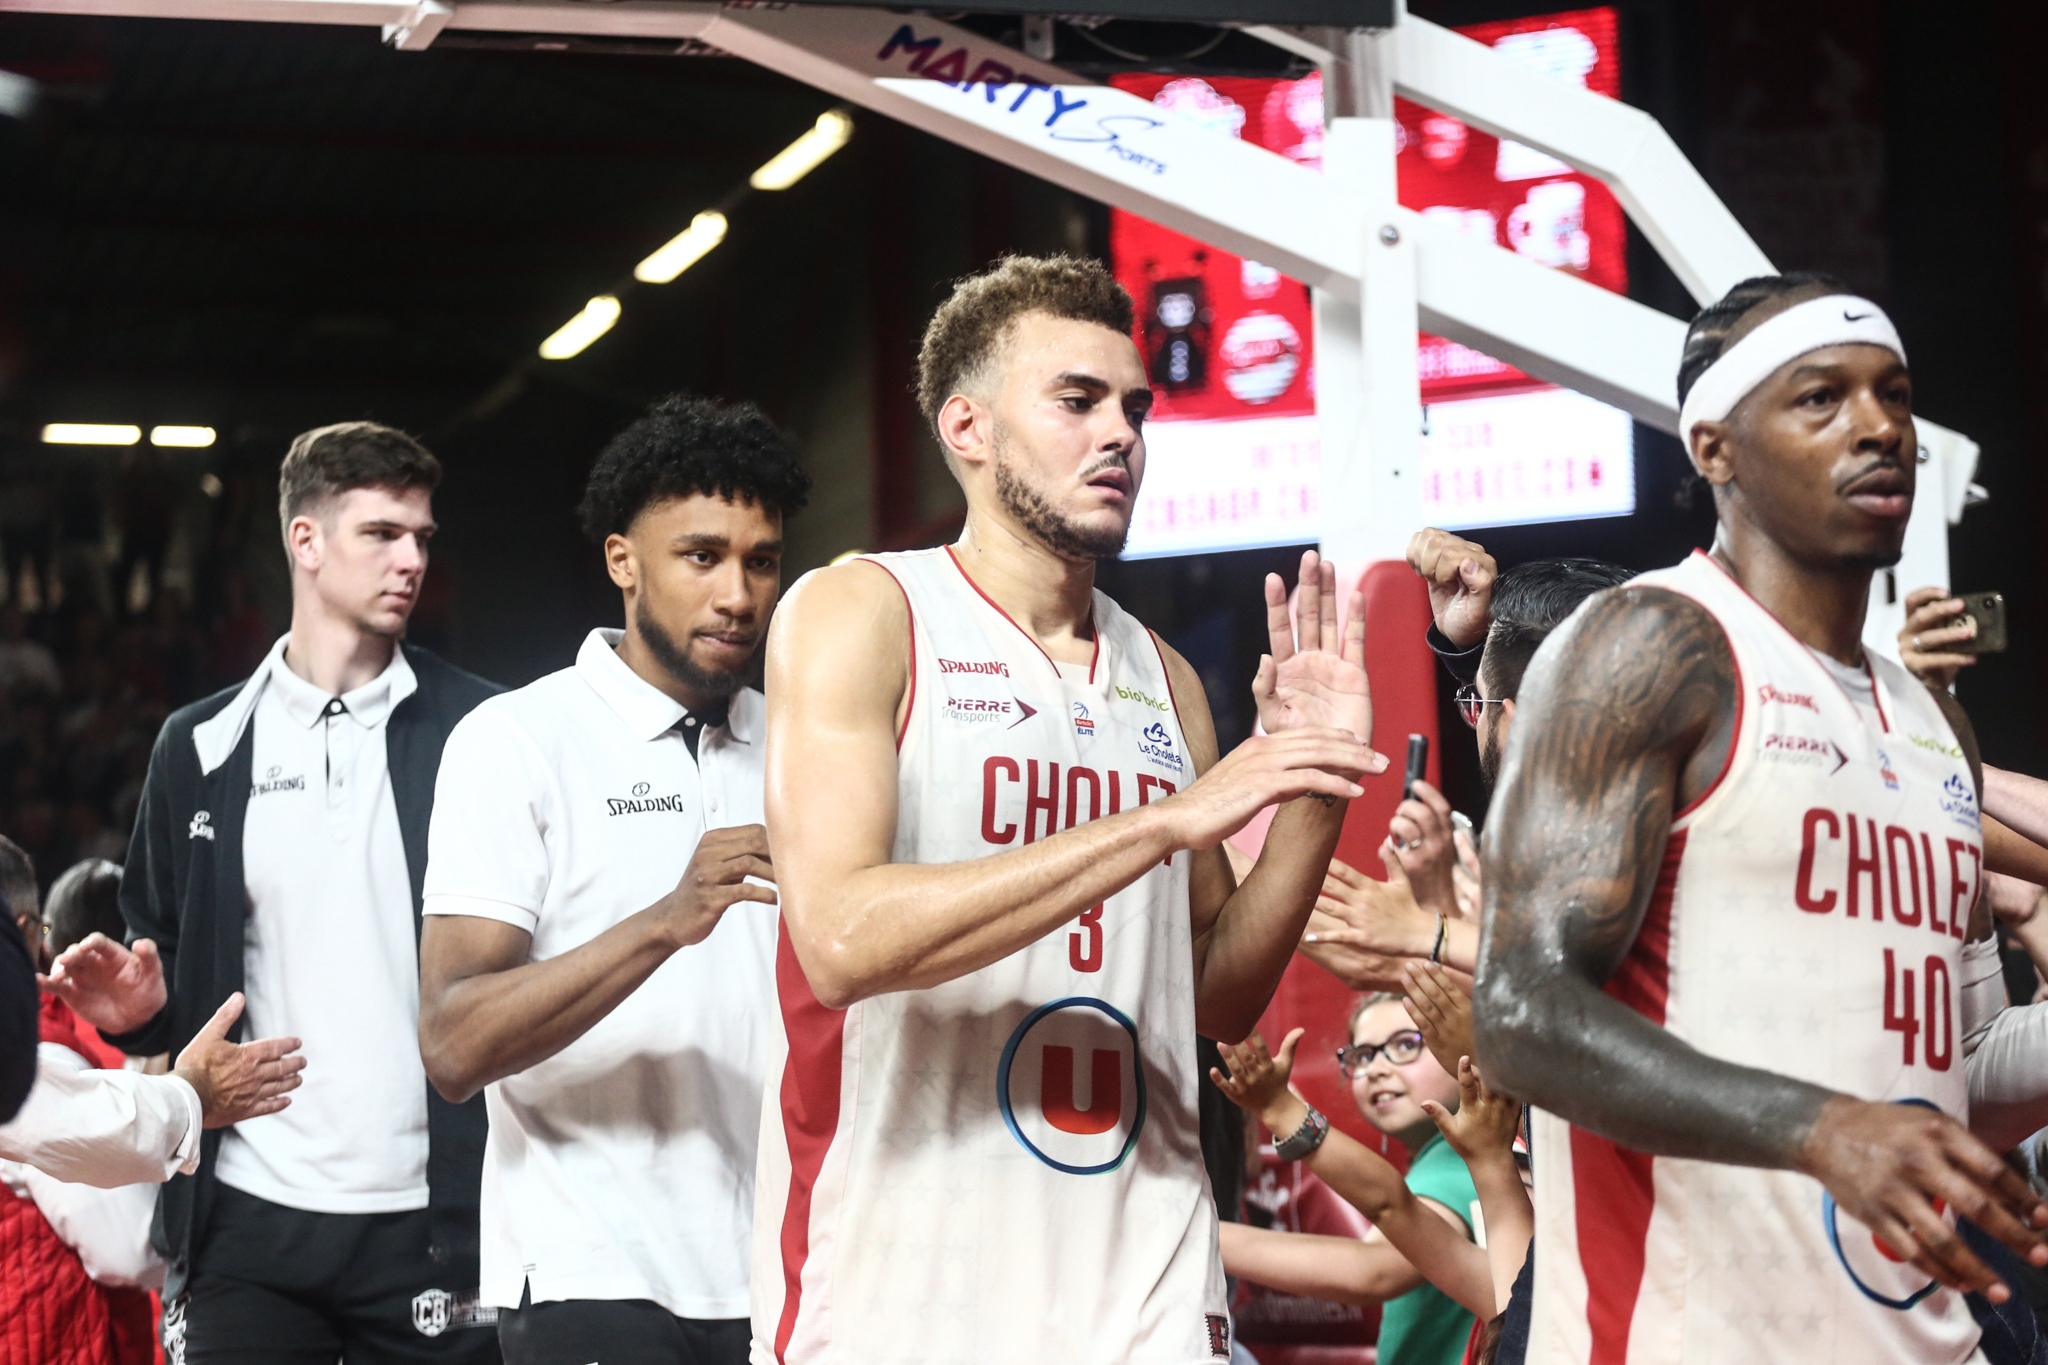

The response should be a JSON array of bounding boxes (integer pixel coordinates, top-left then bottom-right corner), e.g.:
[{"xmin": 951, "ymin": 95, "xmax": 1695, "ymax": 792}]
[{"xmin": 1375, "ymin": 1132, "xmax": 1480, "ymax": 1365}]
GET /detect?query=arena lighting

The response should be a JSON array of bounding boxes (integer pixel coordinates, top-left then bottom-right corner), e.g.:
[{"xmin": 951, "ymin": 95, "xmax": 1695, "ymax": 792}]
[
  {"xmin": 538, "ymin": 295, "xmax": 622, "ymax": 361},
  {"xmin": 41, "ymin": 423, "xmax": 141, "ymax": 445},
  {"xmin": 634, "ymin": 210, "xmax": 729, "ymax": 284},
  {"xmin": 748, "ymin": 109, "xmax": 854, "ymax": 191},
  {"xmin": 150, "ymin": 425, "xmax": 216, "ymax": 448}
]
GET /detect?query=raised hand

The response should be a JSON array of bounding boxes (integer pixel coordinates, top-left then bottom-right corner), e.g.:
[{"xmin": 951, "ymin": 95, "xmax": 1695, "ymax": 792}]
[
  {"xmin": 1389, "ymin": 779, "xmax": 1459, "ymax": 919},
  {"xmin": 1406, "ymin": 529, "xmax": 1497, "ymax": 650},
  {"xmin": 1254, "ymin": 551, "xmax": 1378, "ymax": 760},
  {"xmin": 1210, "ymin": 1027, "xmax": 1308, "ymax": 1136},
  {"xmin": 1421, "ymin": 1056, "xmax": 1520, "ymax": 1165},
  {"xmin": 41, "ymin": 934, "xmax": 167, "ymax": 1036},
  {"xmin": 173, "ymin": 993, "xmax": 306, "ymax": 1128},
  {"xmin": 1298, "ymin": 854, "xmax": 1435, "ymax": 991}
]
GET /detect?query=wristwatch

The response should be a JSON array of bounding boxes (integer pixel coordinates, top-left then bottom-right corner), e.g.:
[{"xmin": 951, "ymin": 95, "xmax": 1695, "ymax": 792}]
[{"xmin": 1274, "ymin": 1105, "xmax": 1330, "ymax": 1162}]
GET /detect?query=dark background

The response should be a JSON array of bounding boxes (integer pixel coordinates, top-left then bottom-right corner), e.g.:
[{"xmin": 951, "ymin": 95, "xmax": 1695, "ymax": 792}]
[{"xmin": 0, "ymin": 0, "xmax": 2038, "ymax": 882}]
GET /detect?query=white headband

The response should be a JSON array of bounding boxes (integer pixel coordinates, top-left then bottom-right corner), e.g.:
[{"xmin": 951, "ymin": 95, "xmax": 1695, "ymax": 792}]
[{"xmin": 1678, "ymin": 294, "xmax": 1906, "ymax": 442}]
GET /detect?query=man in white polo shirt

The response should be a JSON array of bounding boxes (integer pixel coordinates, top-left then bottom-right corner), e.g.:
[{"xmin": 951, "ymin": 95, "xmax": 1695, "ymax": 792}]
[{"xmin": 417, "ymin": 395, "xmax": 812, "ymax": 1365}]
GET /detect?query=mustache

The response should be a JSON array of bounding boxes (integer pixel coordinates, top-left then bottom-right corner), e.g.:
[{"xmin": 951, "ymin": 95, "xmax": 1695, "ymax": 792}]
[{"xmin": 1078, "ymin": 453, "xmax": 1131, "ymax": 481}]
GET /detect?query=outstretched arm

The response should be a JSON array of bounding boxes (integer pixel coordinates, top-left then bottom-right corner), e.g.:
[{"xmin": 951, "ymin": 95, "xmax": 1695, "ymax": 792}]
[
  {"xmin": 771, "ymin": 558, "xmax": 1376, "ymax": 1010},
  {"xmin": 1476, "ymin": 585, "xmax": 2048, "ymax": 1300},
  {"xmin": 1187, "ymin": 552, "xmax": 1386, "ymax": 1039}
]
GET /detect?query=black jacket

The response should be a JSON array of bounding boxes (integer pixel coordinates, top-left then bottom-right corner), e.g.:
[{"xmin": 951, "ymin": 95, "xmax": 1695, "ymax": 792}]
[{"xmin": 111, "ymin": 643, "xmax": 498, "ymax": 1298}]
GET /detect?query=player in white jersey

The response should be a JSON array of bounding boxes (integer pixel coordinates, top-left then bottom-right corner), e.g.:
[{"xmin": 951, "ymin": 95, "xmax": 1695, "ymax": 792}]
[
  {"xmin": 1475, "ymin": 271, "xmax": 2048, "ymax": 1365},
  {"xmin": 753, "ymin": 256, "xmax": 1385, "ymax": 1365}
]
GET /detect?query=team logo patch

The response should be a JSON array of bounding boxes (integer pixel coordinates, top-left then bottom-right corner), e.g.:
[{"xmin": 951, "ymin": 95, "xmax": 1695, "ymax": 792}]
[
  {"xmin": 1876, "ymin": 748, "xmax": 1900, "ymax": 791},
  {"xmin": 1138, "ymin": 720, "xmax": 1184, "ymax": 775},
  {"xmin": 1072, "ymin": 702, "xmax": 1096, "ymax": 737},
  {"xmin": 1205, "ymin": 1313, "xmax": 1231, "ymax": 1358},
  {"xmin": 997, "ymin": 997, "xmax": 1147, "ymax": 1175},
  {"xmin": 1824, "ymin": 1099, "xmax": 1946, "ymax": 1310},
  {"xmin": 187, "ymin": 811, "xmax": 215, "ymax": 841},
  {"xmin": 411, "ymin": 1288, "xmax": 497, "ymax": 1336}
]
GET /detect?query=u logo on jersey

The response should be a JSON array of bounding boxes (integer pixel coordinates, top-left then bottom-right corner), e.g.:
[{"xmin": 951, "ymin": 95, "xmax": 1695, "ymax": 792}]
[
  {"xmin": 1823, "ymin": 1099, "xmax": 1947, "ymax": 1310},
  {"xmin": 997, "ymin": 997, "xmax": 1148, "ymax": 1175}
]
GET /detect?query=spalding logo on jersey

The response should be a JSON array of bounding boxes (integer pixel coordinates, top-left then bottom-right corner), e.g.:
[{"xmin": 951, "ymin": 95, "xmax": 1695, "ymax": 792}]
[{"xmin": 997, "ymin": 997, "xmax": 1148, "ymax": 1175}]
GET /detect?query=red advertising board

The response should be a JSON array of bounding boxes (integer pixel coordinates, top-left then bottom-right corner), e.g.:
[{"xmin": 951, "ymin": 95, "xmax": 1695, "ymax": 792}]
[{"xmin": 1110, "ymin": 8, "xmax": 1634, "ymax": 553}]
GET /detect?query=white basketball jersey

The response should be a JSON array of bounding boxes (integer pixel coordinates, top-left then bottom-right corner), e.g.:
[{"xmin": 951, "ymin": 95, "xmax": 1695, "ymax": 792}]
[
  {"xmin": 751, "ymin": 547, "xmax": 1229, "ymax": 1365},
  {"xmin": 1529, "ymin": 551, "xmax": 1987, "ymax": 1365}
]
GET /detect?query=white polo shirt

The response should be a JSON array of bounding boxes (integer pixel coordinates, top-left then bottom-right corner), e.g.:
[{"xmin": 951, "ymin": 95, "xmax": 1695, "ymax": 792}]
[
  {"xmin": 211, "ymin": 637, "xmax": 431, "ymax": 1213},
  {"xmin": 422, "ymin": 629, "xmax": 776, "ymax": 1320}
]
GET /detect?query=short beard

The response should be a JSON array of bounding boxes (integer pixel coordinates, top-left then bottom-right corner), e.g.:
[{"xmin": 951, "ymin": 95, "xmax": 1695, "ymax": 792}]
[
  {"xmin": 637, "ymin": 610, "xmax": 745, "ymax": 701},
  {"xmin": 1839, "ymin": 547, "xmax": 1905, "ymax": 572},
  {"xmin": 992, "ymin": 429, "xmax": 1129, "ymax": 562},
  {"xmin": 1479, "ymin": 726, "xmax": 1505, "ymax": 792}
]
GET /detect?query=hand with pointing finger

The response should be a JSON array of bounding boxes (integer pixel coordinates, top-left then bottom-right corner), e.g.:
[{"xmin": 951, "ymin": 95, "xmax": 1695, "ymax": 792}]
[{"xmin": 173, "ymin": 992, "xmax": 306, "ymax": 1128}]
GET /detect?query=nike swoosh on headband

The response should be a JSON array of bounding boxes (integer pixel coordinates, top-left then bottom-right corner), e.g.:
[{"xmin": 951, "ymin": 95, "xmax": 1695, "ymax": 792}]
[{"xmin": 1677, "ymin": 294, "xmax": 1905, "ymax": 439}]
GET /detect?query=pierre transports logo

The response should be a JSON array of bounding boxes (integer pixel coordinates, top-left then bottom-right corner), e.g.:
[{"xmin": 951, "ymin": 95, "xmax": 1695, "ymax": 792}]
[{"xmin": 1115, "ymin": 684, "xmax": 1169, "ymax": 712}]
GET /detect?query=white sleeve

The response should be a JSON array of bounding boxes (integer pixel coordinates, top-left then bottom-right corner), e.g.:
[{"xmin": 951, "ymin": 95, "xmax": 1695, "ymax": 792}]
[
  {"xmin": 1967, "ymin": 1002, "xmax": 2048, "ymax": 1153},
  {"xmin": 23, "ymin": 1168, "xmax": 164, "ymax": 1288},
  {"xmin": 1961, "ymin": 935, "xmax": 2007, "ymax": 1057},
  {"xmin": 0, "ymin": 1046, "xmax": 202, "ymax": 1187},
  {"xmin": 422, "ymin": 705, "xmax": 552, "ymax": 933}
]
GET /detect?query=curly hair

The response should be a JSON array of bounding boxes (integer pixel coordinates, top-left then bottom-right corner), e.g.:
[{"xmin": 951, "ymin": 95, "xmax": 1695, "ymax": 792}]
[
  {"xmin": 1676, "ymin": 270, "xmax": 1851, "ymax": 406},
  {"xmin": 915, "ymin": 254, "xmax": 1135, "ymax": 436},
  {"xmin": 578, "ymin": 394, "xmax": 812, "ymax": 541}
]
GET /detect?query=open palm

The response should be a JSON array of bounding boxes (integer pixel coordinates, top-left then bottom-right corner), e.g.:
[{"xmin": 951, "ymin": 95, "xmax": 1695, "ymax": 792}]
[{"xmin": 1255, "ymin": 550, "xmax": 1374, "ymax": 744}]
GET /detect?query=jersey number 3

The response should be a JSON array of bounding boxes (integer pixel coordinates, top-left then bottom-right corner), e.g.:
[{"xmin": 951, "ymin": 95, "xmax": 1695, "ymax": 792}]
[{"xmin": 1070, "ymin": 903, "xmax": 1104, "ymax": 973}]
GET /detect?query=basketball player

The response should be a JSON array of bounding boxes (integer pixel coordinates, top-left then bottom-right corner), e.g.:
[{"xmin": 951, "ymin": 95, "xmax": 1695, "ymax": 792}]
[
  {"xmin": 1475, "ymin": 272, "xmax": 2048, "ymax": 1365},
  {"xmin": 753, "ymin": 255, "xmax": 1383, "ymax": 1365}
]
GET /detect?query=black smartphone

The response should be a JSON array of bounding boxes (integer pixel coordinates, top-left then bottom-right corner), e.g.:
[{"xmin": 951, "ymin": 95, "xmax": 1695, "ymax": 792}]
[
  {"xmin": 1952, "ymin": 591, "xmax": 2008, "ymax": 655},
  {"xmin": 1403, "ymin": 734, "xmax": 1429, "ymax": 801}
]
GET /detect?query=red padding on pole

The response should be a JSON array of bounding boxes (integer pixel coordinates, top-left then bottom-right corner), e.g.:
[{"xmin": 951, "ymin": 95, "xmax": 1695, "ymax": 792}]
[{"xmin": 1252, "ymin": 560, "xmax": 1439, "ymax": 1149}]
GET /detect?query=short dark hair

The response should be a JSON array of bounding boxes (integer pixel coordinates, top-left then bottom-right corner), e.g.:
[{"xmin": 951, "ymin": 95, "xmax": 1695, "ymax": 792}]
[
  {"xmin": 916, "ymin": 255, "xmax": 1135, "ymax": 437},
  {"xmin": 43, "ymin": 859, "xmax": 123, "ymax": 957},
  {"xmin": 578, "ymin": 394, "xmax": 811, "ymax": 541},
  {"xmin": 1479, "ymin": 557, "xmax": 1635, "ymax": 701},
  {"xmin": 0, "ymin": 836, "xmax": 35, "ymax": 927},
  {"xmin": 278, "ymin": 421, "xmax": 442, "ymax": 533},
  {"xmin": 1677, "ymin": 271, "xmax": 1851, "ymax": 406}
]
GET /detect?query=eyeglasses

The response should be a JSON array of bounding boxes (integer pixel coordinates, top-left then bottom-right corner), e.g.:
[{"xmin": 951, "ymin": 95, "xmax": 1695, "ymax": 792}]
[
  {"xmin": 1455, "ymin": 684, "xmax": 1508, "ymax": 729},
  {"xmin": 1335, "ymin": 1029, "xmax": 1426, "ymax": 1077}
]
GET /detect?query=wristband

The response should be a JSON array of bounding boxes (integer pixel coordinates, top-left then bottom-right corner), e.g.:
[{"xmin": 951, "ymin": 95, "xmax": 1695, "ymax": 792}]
[
  {"xmin": 1274, "ymin": 1104, "xmax": 1330, "ymax": 1162},
  {"xmin": 1429, "ymin": 914, "xmax": 1447, "ymax": 966}
]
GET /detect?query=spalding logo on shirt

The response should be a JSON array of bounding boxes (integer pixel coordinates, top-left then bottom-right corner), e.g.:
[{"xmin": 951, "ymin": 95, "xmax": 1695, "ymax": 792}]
[{"xmin": 997, "ymin": 997, "xmax": 1147, "ymax": 1175}]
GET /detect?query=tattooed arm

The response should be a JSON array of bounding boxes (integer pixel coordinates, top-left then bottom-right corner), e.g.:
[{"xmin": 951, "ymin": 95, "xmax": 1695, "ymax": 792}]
[{"xmin": 1476, "ymin": 586, "xmax": 2047, "ymax": 1299}]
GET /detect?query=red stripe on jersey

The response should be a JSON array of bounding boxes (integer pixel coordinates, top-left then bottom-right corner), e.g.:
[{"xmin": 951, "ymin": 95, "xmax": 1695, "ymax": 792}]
[
  {"xmin": 1604, "ymin": 829, "xmax": 1684, "ymax": 1023},
  {"xmin": 861, "ymin": 559, "xmax": 918, "ymax": 750},
  {"xmin": 1571, "ymin": 1127, "xmax": 1657, "ymax": 1365},
  {"xmin": 772, "ymin": 921, "xmax": 846, "ymax": 1363},
  {"xmin": 1571, "ymin": 828, "xmax": 1684, "ymax": 1361}
]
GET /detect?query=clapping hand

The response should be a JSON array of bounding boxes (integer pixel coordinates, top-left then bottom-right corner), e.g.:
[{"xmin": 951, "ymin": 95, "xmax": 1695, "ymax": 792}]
[{"xmin": 1403, "ymin": 960, "xmax": 1476, "ymax": 1077}]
